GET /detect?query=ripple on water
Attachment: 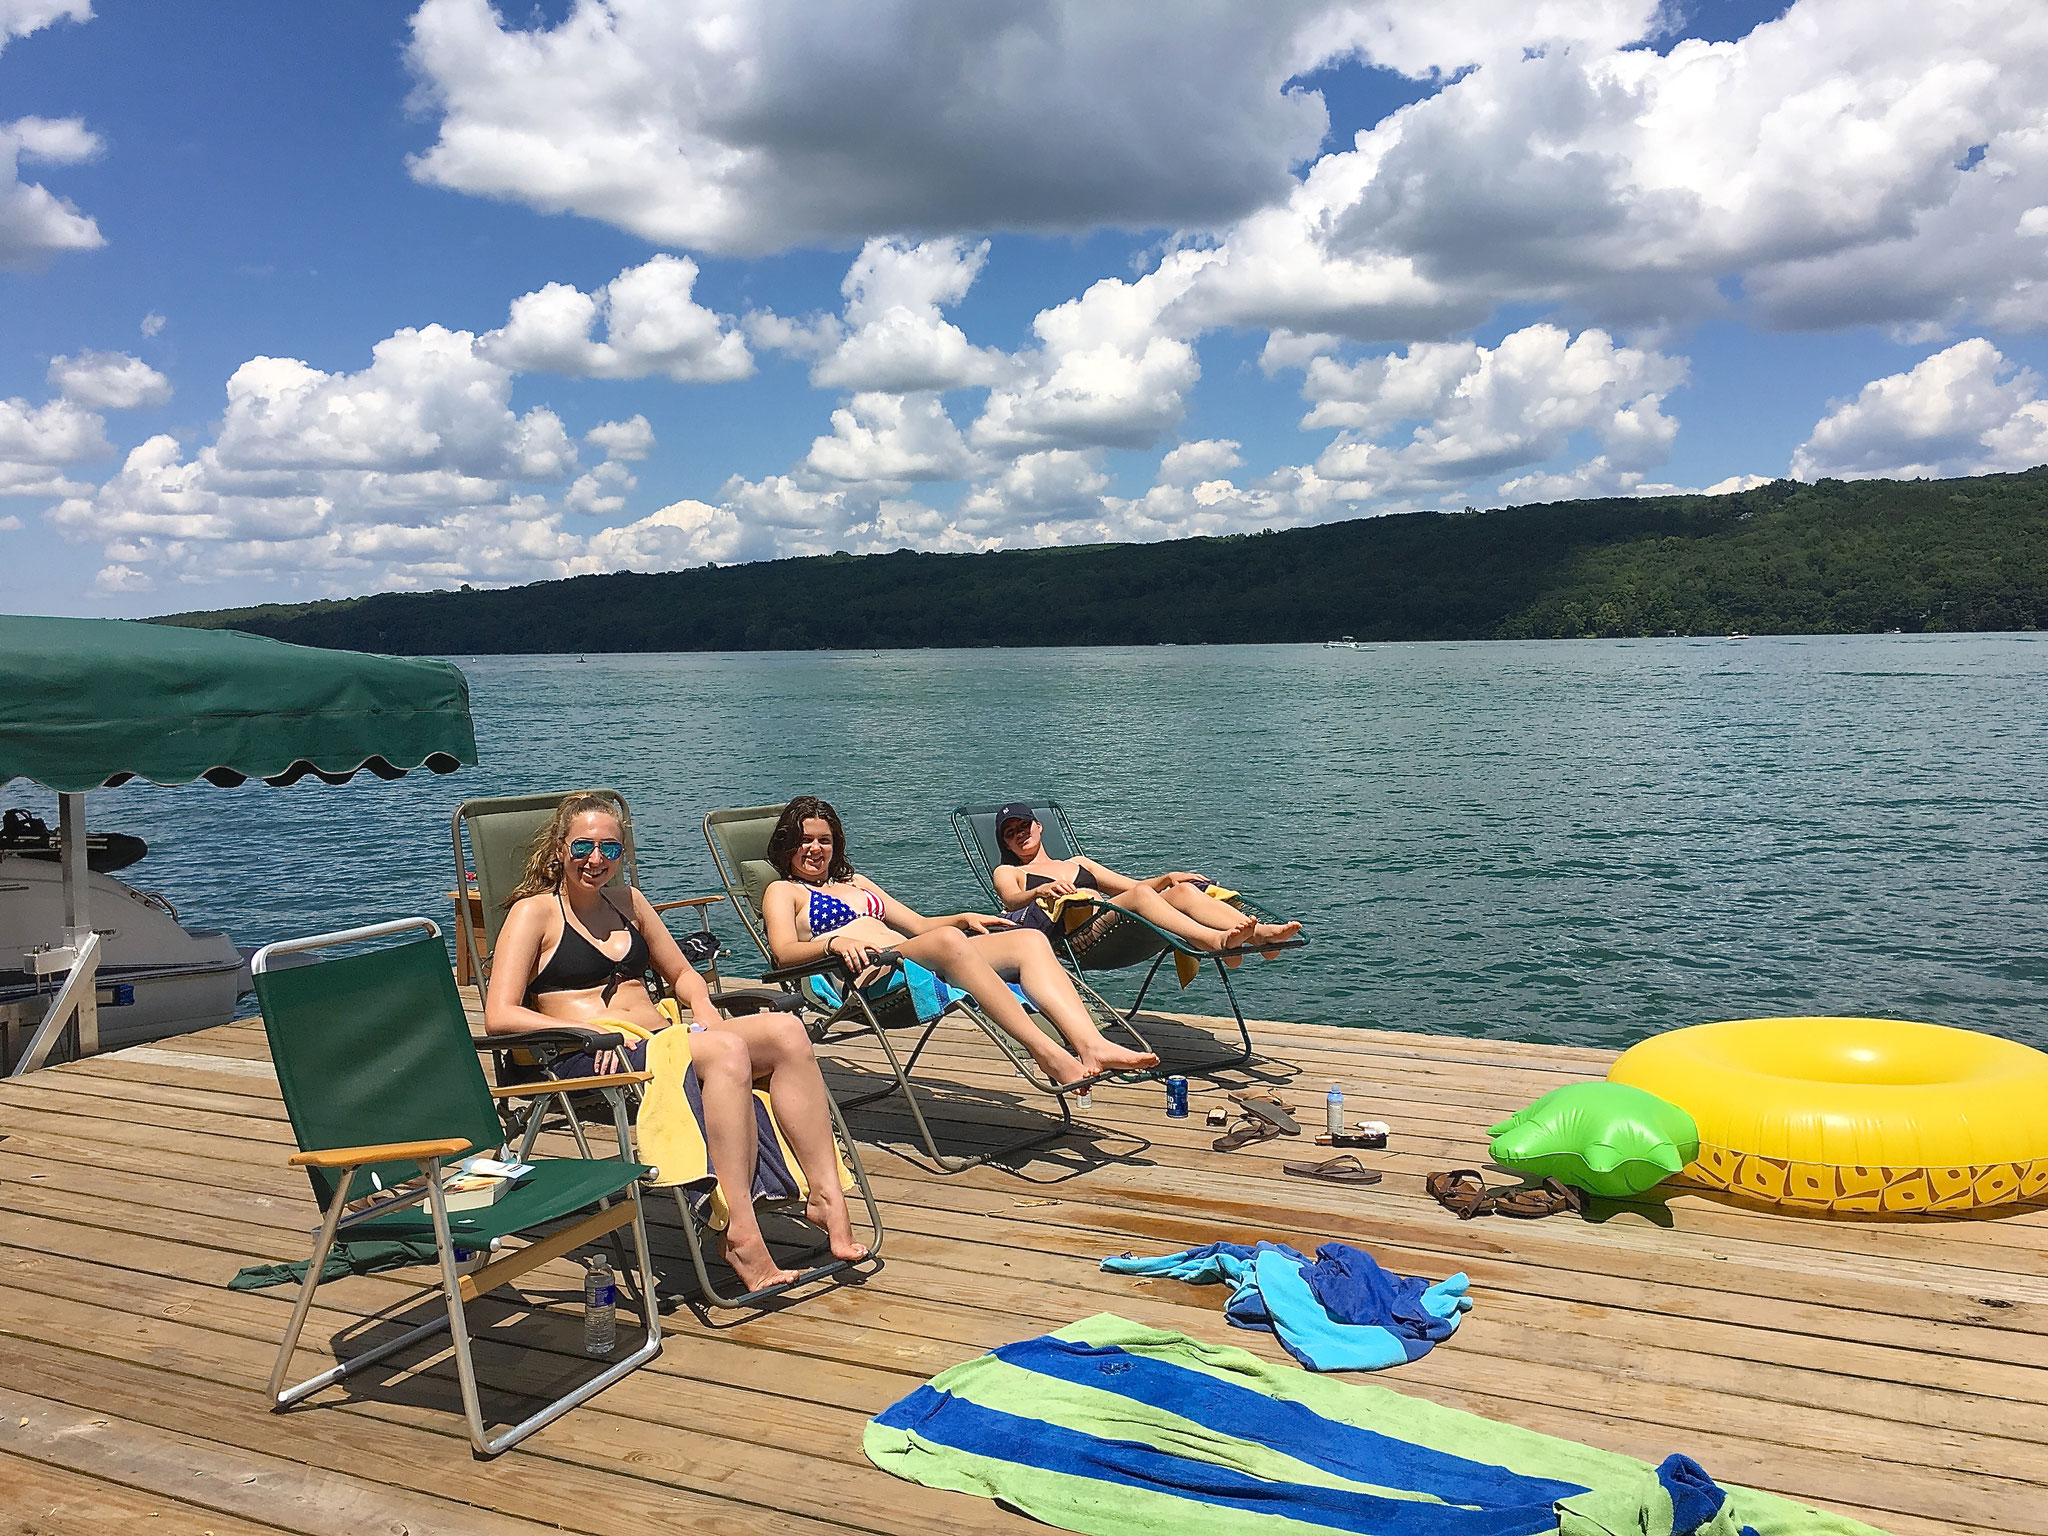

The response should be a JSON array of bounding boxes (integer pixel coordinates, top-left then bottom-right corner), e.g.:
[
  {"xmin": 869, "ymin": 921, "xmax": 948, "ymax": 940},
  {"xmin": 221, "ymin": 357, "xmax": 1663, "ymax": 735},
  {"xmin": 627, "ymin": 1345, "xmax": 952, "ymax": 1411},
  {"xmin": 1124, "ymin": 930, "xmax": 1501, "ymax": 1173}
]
[{"xmin": 6, "ymin": 634, "xmax": 2044, "ymax": 1052}]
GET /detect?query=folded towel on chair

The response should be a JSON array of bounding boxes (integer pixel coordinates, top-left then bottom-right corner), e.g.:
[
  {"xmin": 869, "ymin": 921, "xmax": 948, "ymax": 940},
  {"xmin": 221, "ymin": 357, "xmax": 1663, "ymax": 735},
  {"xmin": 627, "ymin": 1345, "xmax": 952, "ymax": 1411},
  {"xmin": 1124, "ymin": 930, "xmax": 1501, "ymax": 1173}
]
[{"xmin": 816, "ymin": 956, "xmax": 1033, "ymax": 1025}]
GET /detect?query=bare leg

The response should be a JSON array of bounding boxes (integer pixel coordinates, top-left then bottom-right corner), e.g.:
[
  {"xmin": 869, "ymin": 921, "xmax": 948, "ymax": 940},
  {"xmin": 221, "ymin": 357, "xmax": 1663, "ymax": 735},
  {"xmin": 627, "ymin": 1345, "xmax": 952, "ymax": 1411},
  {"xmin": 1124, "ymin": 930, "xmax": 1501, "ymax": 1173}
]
[
  {"xmin": 683, "ymin": 1030, "xmax": 799, "ymax": 1290},
  {"xmin": 1109, "ymin": 883, "xmax": 1255, "ymax": 950},
  {"xmin": 887, "ymin": 928, "xmax": 1096, "ymax": 1086},
  {"xmin": 1161, "ymin": 883, "xmax": 1299, "ymax": 948},
  {"xmin": 710, "ymin": 1011, "xmax": 866, "ymax": 1261},
  {"xmin": 963, "ymin": 929, "xmax": 1159, "ymax": 1076}
]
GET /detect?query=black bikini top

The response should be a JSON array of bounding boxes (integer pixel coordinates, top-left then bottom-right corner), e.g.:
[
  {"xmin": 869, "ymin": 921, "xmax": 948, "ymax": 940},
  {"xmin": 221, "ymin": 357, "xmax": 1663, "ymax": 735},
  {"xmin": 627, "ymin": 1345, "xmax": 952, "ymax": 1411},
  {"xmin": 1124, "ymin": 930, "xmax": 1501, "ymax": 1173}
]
[
  {"xmin": 527, "ymin": 892, "xmax": 652, "ymax": 1004},
  {"xmin": 1024, "ymin": 865, "xmax": 1102, "ymax": 892}
]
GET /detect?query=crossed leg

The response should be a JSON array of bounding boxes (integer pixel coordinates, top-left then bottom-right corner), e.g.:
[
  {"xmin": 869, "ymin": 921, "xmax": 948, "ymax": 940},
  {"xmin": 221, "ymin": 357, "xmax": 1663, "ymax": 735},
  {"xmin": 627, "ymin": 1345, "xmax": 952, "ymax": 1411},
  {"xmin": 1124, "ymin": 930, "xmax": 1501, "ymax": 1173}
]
[
  {"xmin": 679, "ymin": 1029, "xmax": 801, "ymax": 1291},
  {"xmin": 709, "ymin": 1009, "xmax": 867, "ymax": 1262}
]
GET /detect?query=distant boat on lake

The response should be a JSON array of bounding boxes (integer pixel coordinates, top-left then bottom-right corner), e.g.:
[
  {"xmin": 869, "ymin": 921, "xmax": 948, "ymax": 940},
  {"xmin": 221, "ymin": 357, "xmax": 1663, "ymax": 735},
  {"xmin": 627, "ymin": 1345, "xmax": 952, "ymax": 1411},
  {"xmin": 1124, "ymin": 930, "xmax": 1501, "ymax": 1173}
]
[{"xmin": 1325, "ymin": 636, "xmax": 1360, "ymax": 649}]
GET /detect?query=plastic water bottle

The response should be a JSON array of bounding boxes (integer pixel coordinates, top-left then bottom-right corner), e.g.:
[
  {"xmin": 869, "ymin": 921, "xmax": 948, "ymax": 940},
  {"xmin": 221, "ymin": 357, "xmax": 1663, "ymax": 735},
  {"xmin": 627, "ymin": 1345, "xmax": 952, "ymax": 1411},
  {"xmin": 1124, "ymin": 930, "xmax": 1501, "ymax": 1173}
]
[
  {"xmin": 1326, "ymin": 1084, "xmax": 1344, "ymax": 1137},
  {"xmin": 583, "ymin": 1254, "xmax": 617, "ymax": 1356}
]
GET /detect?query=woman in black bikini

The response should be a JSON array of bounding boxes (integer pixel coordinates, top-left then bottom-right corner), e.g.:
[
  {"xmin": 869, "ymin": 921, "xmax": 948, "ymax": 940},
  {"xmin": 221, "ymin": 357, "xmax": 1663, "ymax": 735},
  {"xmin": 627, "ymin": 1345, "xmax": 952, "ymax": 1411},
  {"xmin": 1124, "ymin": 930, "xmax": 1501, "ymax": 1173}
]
[
  {"xmin": 989, "ymin": 802, "xmax": 1301, "ymax": 959},
  {"xmin": 484, "ymin": 791, "xmax": 865, "ymax": 1291}
]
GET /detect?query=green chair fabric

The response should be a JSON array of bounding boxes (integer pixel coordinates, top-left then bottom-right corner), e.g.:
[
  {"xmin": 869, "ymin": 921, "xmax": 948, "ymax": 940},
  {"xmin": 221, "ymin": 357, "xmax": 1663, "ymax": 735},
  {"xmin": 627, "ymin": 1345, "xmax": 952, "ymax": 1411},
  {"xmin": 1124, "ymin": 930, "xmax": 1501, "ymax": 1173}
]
[
  {"xmin": 258, "ymin": 935, "xmax": 514, "ymax": 1208},
  {"xmin": 251, "ymin": 919, "xmax": 662, "ymax": 1456}
]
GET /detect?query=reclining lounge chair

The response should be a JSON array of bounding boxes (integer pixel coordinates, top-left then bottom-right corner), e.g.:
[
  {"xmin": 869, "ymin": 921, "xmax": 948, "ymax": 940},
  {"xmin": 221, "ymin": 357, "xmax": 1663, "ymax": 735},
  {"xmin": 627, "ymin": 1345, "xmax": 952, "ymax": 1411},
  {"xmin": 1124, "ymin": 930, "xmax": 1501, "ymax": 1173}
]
[
  {"xmin": 453, "ymin": 789, "xmax": 884, "ymax": 1308},
  {"xmin": 704, "ymin": 801, "xmax": 1153, "ymax": 1172},
  {"xmin": 952, "ymin": 798, "xmax": 1304, "ymax": 1074}
]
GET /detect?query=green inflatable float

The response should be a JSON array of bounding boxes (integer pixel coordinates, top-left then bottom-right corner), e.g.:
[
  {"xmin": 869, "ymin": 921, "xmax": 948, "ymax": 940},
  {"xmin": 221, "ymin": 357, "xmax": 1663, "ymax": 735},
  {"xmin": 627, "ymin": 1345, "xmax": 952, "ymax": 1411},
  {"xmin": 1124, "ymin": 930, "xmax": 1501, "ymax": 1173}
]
[{"xmin": 1489, "ymin": 1081, "xmax": 1699, "ymax": 1199}]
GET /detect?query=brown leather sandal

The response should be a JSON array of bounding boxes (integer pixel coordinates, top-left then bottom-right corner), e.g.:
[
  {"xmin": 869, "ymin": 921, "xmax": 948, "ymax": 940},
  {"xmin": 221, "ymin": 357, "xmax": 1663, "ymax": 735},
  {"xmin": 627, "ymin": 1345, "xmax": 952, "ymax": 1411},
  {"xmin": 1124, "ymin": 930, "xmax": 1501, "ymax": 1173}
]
[
  {"xmin": 1426, "ymin": 1169, "xmax": 1494, "ymax": 1219},
  {"xmin": 1213, "ymin": 1116, "xmax": 1284, "ymax": 1152},
  {"xmin": 1229, "ymin": 1092, "xmax": 1301, "ymax": 1136},
  {"xmin": 1283, "ymin": 1154, "xmax": 1383, "ymax": 1186},
  {"xmin": 1493, "ymin": 1178, "xmax": 1585, "ymax": 1219}
]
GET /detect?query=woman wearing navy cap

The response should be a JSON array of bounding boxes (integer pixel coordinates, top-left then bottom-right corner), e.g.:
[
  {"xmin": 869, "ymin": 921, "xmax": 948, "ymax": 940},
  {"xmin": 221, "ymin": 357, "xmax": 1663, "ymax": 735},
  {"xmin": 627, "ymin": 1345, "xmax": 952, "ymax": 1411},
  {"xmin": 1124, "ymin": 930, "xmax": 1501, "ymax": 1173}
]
[
  {"xmin": 762, "ymin": 796, "xmax": 1158, "ymax": 1087},
  {"xmin": 989, "ymin": 802, "xmax": 1300, "ymax": 959}
]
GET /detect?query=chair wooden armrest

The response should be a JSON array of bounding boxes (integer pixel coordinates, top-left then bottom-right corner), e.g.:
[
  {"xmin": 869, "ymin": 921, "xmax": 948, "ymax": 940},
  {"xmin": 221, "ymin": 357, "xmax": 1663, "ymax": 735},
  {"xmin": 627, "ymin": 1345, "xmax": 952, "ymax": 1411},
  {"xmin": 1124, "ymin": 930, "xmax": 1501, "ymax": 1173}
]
[
  {"xmin": 289, "ymin": 1137, "xmax": 473, "ymax": 1169},
  {"xmin": 490, "ymin": 1071, "xmax": 652, "ymax": 1098},
  {"xmin": 651, "ymin": 894, "xmax": 725, "ymax": 913}
]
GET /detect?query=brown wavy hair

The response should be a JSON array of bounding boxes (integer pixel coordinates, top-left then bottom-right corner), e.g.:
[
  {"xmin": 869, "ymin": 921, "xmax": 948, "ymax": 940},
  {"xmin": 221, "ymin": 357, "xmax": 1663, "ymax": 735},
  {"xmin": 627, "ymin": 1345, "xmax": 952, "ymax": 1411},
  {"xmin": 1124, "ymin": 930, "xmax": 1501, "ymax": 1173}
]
[
  {"xmin": 768, "ymin": 796, "xmax": 853, "ymax": 883},
  {"xmin": 504, "ymin": 790, "xmax": 628, "ymax": 907}
]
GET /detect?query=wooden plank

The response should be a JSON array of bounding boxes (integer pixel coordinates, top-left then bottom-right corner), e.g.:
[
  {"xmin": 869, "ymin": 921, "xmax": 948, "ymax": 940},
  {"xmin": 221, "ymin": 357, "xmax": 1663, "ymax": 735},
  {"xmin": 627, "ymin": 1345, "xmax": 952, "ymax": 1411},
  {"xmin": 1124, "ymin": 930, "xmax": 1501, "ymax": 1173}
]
[
  {"xmin": 0, "ymin": 1452, "xmax": 301, "ymax": 1536},
  {"xmin": 0, "ymin": 1387, "xmax": 568, "ymax": 1536}
]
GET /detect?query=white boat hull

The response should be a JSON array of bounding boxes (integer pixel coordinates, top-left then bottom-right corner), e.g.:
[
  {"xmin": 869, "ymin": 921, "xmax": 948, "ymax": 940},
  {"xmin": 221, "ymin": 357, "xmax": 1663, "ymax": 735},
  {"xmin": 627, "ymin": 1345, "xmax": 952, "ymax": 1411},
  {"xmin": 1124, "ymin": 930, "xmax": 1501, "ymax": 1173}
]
[{"xmin": 0, "ymin": 854, "xmax": 244, "ymax": 1069}]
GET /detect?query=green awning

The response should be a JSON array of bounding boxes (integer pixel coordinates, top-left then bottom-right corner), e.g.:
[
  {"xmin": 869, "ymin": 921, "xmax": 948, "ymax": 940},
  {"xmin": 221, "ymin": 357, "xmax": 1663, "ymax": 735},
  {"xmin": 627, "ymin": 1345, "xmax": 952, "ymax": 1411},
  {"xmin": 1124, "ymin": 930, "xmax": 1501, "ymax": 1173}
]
[{"xmin": 0, "ymin": 616, "xmax": 479, "ymax": 793}]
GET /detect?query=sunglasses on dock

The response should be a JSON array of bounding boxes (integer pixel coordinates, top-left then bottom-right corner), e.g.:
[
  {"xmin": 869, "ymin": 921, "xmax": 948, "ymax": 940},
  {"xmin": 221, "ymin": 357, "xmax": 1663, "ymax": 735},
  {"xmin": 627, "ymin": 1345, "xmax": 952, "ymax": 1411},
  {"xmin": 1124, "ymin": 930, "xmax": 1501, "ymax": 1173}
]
[{"xmin": 568, "ymin": 838, "xmax": 624, "ymax": 861}]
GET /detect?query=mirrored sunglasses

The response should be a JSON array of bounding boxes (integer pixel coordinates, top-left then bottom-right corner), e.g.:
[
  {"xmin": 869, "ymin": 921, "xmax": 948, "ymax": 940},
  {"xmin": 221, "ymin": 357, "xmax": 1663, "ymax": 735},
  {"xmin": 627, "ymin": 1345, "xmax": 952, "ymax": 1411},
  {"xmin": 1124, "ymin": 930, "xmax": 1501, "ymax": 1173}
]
[{"xmin": 569, "ymin": 838, "xmax": 624, "ymax": 861}]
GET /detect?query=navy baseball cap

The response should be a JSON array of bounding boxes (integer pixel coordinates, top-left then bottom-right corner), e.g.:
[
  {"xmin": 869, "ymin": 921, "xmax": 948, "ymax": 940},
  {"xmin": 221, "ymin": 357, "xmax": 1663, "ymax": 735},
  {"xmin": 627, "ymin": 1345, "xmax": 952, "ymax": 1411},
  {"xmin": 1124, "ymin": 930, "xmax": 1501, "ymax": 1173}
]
[{"xmin": 995, "ymin": 802, "xmax": 1037, "ymax": 831}]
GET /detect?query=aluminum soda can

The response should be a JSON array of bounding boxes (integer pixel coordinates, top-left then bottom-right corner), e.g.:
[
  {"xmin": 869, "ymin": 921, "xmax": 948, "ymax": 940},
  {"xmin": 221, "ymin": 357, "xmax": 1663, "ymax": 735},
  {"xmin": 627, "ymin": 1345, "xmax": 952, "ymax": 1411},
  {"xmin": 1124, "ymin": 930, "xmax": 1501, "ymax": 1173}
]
[{"xmin": 1165, "ymin": 1076, "xmax": 1189, "ymax": 1117}]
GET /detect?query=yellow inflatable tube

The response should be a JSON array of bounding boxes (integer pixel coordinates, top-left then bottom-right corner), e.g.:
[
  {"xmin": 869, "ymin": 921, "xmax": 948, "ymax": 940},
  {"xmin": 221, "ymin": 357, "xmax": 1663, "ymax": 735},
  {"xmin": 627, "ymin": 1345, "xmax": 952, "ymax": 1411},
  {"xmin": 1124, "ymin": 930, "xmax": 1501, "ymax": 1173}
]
[{"xmin": 1609, "ymin": 1017, "xmax": 2048, "ymax": 1213}]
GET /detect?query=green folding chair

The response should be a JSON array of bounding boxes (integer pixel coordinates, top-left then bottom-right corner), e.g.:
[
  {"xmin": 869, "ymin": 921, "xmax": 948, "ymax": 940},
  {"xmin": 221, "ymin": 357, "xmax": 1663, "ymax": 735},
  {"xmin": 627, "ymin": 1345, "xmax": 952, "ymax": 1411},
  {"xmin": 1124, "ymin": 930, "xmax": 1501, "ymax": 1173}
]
[
  {"xmin": 251, "ymin": 918, "xmax": 661, "ymax": 1457},
  {"xmin": 453, "ymin": 790, "xmax": 885, "ymax": 1308},
  {"xmin": 952, "ymin": 799, "xmax": 1305, "ymax": 1073},
  {"xmin": 704, "ymin": 802, "xmax": 1150, "ymax": 1172}
]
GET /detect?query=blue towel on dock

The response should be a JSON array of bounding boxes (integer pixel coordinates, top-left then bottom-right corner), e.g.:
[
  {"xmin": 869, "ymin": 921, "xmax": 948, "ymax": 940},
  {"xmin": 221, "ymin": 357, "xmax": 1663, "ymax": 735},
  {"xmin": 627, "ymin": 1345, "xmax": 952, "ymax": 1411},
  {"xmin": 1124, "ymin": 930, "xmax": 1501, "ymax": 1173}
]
[
  {"xmin": 815, "ymin": 956, "xmax": 1032, "ymax": 1023},
  {"xmin": 1103, "ymin": 1240, "xmax": 1471, "ymax": 1371}
]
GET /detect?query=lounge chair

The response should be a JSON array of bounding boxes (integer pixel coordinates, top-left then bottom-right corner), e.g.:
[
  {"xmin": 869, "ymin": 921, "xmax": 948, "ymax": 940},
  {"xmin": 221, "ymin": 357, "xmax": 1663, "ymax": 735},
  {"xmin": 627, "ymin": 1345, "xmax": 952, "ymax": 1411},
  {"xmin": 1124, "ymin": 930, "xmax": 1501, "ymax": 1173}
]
[
  {"xmin": 704, "ymin": 801, "xmax": 1153, "ymax": 1172},
  {"xmin": 951, "ymin": 799, "xmax": 1304, "ymax": 1073},
  {"xmin": 452, "ymin": 789, "xmax": 884, "ymax": 1307},
  {"xmin": 251, "ymin": 917, "xmax": 661, "ymax": 1457},
  {"xmin": 451, "ymin": 789, "xmax": 729, "ymax": 1007}
]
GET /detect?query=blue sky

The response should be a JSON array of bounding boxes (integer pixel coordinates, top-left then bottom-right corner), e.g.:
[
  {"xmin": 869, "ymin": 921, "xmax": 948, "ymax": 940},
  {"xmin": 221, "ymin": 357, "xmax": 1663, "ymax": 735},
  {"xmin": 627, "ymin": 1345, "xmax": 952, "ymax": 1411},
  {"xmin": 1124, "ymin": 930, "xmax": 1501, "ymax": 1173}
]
[{"xmin": 3, "ymin": 0, "xmax": 2046, "ymax": 616}]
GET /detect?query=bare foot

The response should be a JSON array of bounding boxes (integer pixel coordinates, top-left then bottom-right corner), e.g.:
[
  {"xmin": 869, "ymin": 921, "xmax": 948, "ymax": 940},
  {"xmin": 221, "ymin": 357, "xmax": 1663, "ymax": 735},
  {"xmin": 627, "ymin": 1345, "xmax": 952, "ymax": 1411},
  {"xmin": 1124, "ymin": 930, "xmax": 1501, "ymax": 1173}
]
[
  {"xmin": 1210, "ymin": 916, "xmax": 1259, "ymax": 967},
  {"xmin": 1253, "ymin": 921, "xmax": 1302, "ymax": 957},
  {"xmin": 1033, "ymin": 1041, "xmax": 1092, "ymax": 1088},
  {"xmin": 805, "ymin": 1192, "xmax": 870, "ymax": 1263},
  {"xmin": 720, "ymin": 1228, "xmax": 800, "ymax": 1292},
  {"xmin": 1076, "ymin": 1040, "xmax": 1161, "ymax": 1077}
]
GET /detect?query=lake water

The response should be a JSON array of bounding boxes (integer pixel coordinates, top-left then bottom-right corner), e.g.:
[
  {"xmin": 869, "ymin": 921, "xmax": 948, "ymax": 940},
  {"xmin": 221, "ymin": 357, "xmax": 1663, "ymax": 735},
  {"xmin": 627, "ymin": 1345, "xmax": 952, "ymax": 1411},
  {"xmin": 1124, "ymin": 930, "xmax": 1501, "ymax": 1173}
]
[{"xmin": 9, "ymin": 633, "xmax": 2046, "ymax": 1052}]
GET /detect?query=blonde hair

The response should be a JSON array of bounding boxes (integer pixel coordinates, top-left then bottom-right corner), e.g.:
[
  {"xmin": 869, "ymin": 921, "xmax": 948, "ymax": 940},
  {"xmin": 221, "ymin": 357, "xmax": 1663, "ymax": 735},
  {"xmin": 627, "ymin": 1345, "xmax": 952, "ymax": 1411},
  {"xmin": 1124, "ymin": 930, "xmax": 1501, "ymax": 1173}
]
[{"xmin": 504, "ymin": 790, "xmax": 628, "ymax": 907}]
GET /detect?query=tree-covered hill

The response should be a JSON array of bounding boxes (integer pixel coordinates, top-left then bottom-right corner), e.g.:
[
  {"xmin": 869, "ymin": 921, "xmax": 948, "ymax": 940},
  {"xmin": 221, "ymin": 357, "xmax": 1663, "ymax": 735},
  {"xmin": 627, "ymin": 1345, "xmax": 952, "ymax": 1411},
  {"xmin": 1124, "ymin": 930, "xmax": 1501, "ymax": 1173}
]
[{"xmin": 152, "ymin": 470, "xmax": 2048, "ymax": 653}]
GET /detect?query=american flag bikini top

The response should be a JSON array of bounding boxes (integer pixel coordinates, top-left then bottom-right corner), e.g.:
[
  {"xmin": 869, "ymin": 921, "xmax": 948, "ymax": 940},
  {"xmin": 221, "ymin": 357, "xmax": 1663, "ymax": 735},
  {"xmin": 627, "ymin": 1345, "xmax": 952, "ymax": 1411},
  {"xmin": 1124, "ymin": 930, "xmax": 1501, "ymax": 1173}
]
[{"xmin": 808, "ymin": 884, "xmax": 883, "ymax": 936}]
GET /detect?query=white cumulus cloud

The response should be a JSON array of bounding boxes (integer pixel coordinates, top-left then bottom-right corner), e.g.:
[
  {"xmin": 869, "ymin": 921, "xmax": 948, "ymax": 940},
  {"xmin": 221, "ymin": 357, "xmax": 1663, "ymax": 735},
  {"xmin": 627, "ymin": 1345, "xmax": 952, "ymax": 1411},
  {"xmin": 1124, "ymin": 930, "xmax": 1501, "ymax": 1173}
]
[
  {"xmin": 483, "ymin": 255, "xmax": 752, "ymax": 382},
  {"xmin": 48, "ymin": 350, "xmax": 172, "ymax": 410},
  {"xmin": 583, "ymin": 414, "xmax": 655, "ymax": 461},
  {"xmin": 402, "ymin": 0, "xmax": 1338, "ymax": 255},
  {"xmin": 0, "ymin": 115, "xmax": 104, "ymax": 271},
  {"xmin": 1288, "ymin": 323, "xmax": 1688, "ymax": 502},
  {"xmin": 802, "ymin": 238, "xmax": 1011, "ymax": 393},
  {"xmin": 1791, "ymin": 337, "xmax": 2048, "ymax": 479}
]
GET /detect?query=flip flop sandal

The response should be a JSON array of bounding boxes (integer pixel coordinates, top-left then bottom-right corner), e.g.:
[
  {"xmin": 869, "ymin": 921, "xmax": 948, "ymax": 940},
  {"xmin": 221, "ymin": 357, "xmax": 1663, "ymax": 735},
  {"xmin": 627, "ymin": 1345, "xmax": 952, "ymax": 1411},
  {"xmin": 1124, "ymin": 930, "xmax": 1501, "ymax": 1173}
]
[
  {"xmin": 1213, "ymin": 1116, "xmax": 1284, "ymax": 1152},
  {"xmin": 1426, "ymin": 1169, "xmax": 1495, "ymax": 1219},
  {"xmin": 1229, "ymin": 1092, "xmax": 1301, "ymax": 1136},
  {"xmin": 1283, "ymin": 1154, "xmax": 1383, "ymax": 1186},
  {"xmin": 1493, "ymin": 1178, "xmax": 1585, "ymax": 1219}
]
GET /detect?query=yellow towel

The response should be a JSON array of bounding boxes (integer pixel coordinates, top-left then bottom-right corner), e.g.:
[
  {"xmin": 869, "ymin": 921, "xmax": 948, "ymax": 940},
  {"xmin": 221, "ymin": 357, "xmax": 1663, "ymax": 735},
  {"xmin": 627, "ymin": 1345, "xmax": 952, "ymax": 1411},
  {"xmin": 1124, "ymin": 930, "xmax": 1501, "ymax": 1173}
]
[
  {"xmin": 1170, "ymin": 885, "xmax": 1242, "ymax": 988},
  {"xmin": 595, "ymin": 1004, "xmax": 851, "ymax": 1231}
]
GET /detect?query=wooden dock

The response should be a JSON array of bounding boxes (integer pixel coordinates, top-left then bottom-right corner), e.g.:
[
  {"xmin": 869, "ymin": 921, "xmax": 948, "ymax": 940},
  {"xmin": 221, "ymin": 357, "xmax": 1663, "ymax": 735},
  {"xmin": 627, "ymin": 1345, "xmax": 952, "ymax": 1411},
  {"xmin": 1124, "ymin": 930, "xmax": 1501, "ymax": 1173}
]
[{"xmin": 2, "ymin": 1002, "xmax": 2043, "ymax": 1536}]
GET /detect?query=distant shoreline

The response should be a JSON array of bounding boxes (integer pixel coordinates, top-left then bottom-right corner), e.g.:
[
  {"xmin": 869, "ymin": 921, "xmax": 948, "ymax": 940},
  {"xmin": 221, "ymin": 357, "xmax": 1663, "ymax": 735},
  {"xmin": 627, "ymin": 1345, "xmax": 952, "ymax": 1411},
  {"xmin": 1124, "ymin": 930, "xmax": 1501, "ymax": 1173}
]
[{"xmin": 151, "ymin": 468, "xmax": 2048, "ymax": 656}]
